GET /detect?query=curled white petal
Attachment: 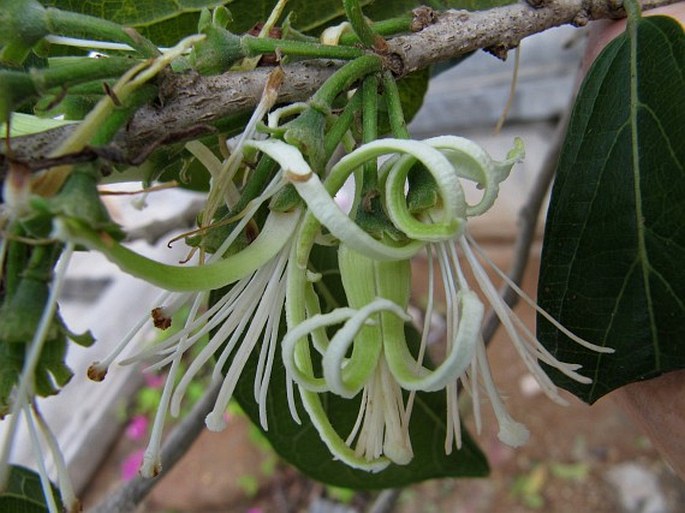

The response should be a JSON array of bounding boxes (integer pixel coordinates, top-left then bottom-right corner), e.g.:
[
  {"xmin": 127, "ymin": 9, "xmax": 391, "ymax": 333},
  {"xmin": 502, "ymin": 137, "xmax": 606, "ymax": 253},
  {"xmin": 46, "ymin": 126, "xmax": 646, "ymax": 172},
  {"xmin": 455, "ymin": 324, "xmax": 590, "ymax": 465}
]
[
  {"xmin": 384, "ymin": 289, "xmax": 484, "ymax": 392},
  {"xmin": 425, "ymin": 135, "xmax": 524, "ymax": 217}
]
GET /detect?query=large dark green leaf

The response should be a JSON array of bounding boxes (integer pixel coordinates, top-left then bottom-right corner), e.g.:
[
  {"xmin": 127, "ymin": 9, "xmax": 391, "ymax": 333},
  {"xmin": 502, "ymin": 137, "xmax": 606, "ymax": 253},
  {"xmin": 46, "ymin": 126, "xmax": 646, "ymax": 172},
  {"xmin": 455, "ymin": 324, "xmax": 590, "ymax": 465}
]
[
  {"xmin": 231, "ymin": 246, "xmax": 488, "ymax": 488},
  {"xmin": 537, "ymin": 15, "xmax": 685, "ymax": 403},
  {"xmin": 0, "ymin": 465, "xmax": 62, "ymax": 513}
]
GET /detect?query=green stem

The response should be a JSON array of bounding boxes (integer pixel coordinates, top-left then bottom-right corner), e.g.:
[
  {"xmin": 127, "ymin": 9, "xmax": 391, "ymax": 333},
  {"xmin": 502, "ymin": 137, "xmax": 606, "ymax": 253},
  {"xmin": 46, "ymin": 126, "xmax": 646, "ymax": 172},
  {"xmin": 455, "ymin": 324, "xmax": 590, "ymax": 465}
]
[
  {"xmin": 242, "ymin": 35, "xmax": 364, "ymax": 61},
  {"xmin": 382, "ymin": 70, "xmax": 410, "ymax": 139},
  {"xmin": 52, "ymin": 36, "xmax": 200, "ymax": 157},
  {"xmin": 45, "ymin": 7, "xmax": 159, "ymax": 57},
  {"xmin": 342, "ymin": 0, "xmax": 385, "ymax": 50},
  {"xmin": 623, "ymin": 0, "xmax": 642, "ymax": 22},
  {"xmin": 232, "ymin": 155, "xmax": 278, "ymax": 214},
  {"xmin": 338, "ymin": 15, "xmax": 413, "ymax": 46},
  {"xmin": 312, "ymin": 54, "xmax": 383, "ymax": 109},
  {"xmin": 361, "ymin": 74, "xmax": 379, "ymax": 192},
  {"xmin": 0, "ymin": 57, "xmax": 141, "ymax": 118},
  {"xmin": 323, "ymin": 89, "xmax": 362, "ymax": 159},
  {"xmin": 89, "ymin": 86, "xmax": 158, "ymax": 146}
]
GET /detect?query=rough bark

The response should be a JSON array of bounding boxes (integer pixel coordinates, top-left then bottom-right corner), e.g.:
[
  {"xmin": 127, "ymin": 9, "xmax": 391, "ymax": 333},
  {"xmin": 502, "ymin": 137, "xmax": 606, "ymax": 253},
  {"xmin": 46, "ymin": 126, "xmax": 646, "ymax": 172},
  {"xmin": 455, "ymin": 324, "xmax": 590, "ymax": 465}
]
[{"xmin": 1, "ymin": 0, "xmax": 677, "ymax": 167}]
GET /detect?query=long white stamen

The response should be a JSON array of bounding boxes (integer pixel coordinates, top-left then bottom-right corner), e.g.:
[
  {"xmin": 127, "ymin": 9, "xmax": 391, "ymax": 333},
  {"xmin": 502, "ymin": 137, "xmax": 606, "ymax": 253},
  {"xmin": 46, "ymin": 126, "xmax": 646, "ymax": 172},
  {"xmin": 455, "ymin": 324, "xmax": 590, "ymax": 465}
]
[
  {"xmin": 466, "ymin": 233, "xmax": 613, "ymax": 354},
  {"xmin": 346, "ymin": 387, "xmax": 368, "ymax": 446},
  {"xmin": 140, "ymin": 291, "xmax": 207, "ymax": 478},
  {"xmin": 90, "ymin": 290, "xmax": 186, "ymax": 378},
  {"xmin": 210, "ymin": 295, "xmax": 260, "ymax": 383},
  {"xmin": 23, "ymin": 405, "xmax": 61, "ymax": 513},
  {"xmin": 445, "ymin": 381, "xmax": 461, "ymax": 453},
  {"xmin": 127, "ymin": 279, "xmax": 250, "ymax": 367},
  {"xmin": 404, "ymin": 246, "xmax": 435, "ymax": 426},
  {"xmin": 254, "ymin": 251, "xmax": 289, "ymax": 428},
  {"xmin": 252, "ymin": 253, "xmax": 288, "ymax": 399},
  {"xmin": 469, "ymin": 357, "xmax": 481, "ymax": 435},
  {"xmin": 256, "ymin": 282, "xmax": 287, "ymax": 429},
  {"xmin": 32, "ymin": 403, "xmax": 79, "ymax": 513},
  {"xmin": 208, "ymin": 172, "xmax": 287, "ymax": 262},
  {"xmin": 379, "ymin": 360, "xmax": 413, "ymax": 465},
  {"xmin": 206, "ymin": 258, "xmax": 289, "ymax": 429},
  {"xmin": 459, "ymin": 236, "xmax": 567, "ymax": 398},
  {"xmin": 203, "ymin": 68, "xmax": 283, "ymax": 225},
  {"xmin": 507, "ymin": 306, "xmax": 591, "ymax": 384},
  {"xmin": 170, "ymin": 288, "xmax": 256, "ymax": 416},
  {"xmin": 475, "ymin": 341, "xmax": 529, "ymax": 447}
]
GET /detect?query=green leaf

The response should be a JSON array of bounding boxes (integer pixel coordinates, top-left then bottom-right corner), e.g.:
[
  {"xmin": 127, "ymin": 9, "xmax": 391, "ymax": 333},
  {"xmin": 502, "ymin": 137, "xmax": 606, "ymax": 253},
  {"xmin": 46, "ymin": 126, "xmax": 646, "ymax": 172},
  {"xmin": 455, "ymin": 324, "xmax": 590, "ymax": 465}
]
[
  {"xmin": 230, "ymin": 245, "xmax": 488, "ymax": 488},
  {"xmin": 41, "ymin": 0, "xmax": 229, "ymax": 46},
  {"xmin": 0, "ymin": 465, "xmax": 62, "ymax": 513},
  {"xmin": 537, "ymin": 16, "xmax": 685, "ymax": 403}
]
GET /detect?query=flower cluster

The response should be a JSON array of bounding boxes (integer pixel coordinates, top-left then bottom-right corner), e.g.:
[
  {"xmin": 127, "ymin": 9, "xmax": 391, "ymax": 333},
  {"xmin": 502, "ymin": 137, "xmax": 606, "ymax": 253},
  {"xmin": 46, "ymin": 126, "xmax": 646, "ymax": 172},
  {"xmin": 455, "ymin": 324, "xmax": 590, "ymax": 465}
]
[
  {"xmin": 36, "ymin": 58, "xmax": 613, "ymax": 482},
  {"xmin": 67, "ymin": 127, "xmax": 612, "ymax": 476}
]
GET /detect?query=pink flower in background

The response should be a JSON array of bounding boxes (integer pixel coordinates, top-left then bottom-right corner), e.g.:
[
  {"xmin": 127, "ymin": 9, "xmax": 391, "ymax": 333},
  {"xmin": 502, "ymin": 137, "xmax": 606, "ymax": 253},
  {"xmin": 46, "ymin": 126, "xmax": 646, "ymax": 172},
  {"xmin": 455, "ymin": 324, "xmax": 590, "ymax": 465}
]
[
  {"xmin": 121, "ymin": 449, "xmax": 144, "ymax": 481},
  {"xmin": 247, "ymin": 508, "xmax": 263, "ymax": 513},
  {"xmin": 143, "ymin": 372, "xmax": 165, "ymax": 389},
  {"xmin": 125, "ymin": 415, "xmax": 149, "ymax": 441}
]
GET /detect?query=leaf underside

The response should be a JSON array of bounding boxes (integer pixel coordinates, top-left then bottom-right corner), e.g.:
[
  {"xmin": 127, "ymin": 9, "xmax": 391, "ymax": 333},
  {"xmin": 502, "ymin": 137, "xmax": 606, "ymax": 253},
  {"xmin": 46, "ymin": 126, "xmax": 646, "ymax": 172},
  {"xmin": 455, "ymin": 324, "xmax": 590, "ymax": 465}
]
[
  {"xmin": 0, "ymin": 465, "xmax": 62, "ymax": 513},
  {"xmin": 537, "ymin": 16, "xmax": 685, "ymax": 403}
]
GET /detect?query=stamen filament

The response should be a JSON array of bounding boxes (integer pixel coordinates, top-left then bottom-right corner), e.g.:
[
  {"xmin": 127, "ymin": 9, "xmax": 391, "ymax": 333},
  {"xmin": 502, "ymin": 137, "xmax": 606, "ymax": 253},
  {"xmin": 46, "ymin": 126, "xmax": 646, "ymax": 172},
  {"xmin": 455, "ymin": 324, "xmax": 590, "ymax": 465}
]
[
  {"xmin": 32, "ymin": 404, "xmax": 79, "ymax": 513},
  {"xmin": 23, "ymin": 405, "xmax": 61, "ymax": 513}
]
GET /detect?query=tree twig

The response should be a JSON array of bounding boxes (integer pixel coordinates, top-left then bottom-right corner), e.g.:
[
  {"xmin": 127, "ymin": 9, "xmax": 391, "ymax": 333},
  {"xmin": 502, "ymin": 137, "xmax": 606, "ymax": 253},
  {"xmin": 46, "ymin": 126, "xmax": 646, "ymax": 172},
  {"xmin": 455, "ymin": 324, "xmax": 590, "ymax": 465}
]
[
  {"xmin": 366, "ymin": 489, "xmax": 402, "ymax": 513},
  {"xmin": 1, "ymin": 0, "xmax": 675, "ymax": 167},
  {"xmin": 88, "ymin": 382, "xmax": 220, "ymax": 513}
]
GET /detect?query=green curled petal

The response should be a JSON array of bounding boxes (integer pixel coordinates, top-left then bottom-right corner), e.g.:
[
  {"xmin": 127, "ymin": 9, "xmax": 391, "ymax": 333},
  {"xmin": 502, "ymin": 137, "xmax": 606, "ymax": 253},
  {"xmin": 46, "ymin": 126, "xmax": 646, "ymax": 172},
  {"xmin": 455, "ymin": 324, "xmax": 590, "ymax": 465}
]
[
  {"xmin": 299, "ymin": 389, "xmax": 391, "ymax": 472},
  {"xmin": 281, "ymin": 307, "xmax": 357, "ymax": 393},
  {"xmin": 328, "ymin": 137, "xmax": 465, "ymax": 242},
  {"xmin": 384, "ymin": 152, "xmax": 463, "ymax": 242},
  {"xmin": 52, "ymin": 210, "xmax": 300, "ymax": 292},
  {"xmin": 293, "ymin": 172, "xmax": 425, "ymax": 260},
  {"xmin": 425, "ymin": 136, "xmax": 524, "ymax": 217},
  {"xmin": 322, "ymin": 298, "xmax": 409, "ymax": 398},
  {"xmin": 384, "ymin": 290, "xmax": 484, "ymax": 392}
]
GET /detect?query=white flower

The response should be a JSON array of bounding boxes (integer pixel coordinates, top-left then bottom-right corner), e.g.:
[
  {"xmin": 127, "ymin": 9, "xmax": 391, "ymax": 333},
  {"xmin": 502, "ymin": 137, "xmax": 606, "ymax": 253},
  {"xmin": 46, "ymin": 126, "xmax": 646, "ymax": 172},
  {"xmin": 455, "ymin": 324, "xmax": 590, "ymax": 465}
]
[{"xmin": 275, "ymin": 134, "xmax": 613, "ymax": 467}]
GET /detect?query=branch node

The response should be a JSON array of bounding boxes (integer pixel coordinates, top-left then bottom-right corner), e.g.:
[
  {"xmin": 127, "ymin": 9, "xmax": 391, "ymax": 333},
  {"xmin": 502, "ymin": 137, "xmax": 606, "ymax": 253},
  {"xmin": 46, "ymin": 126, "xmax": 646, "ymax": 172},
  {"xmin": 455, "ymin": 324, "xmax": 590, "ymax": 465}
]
[
  {"xmin": 410, "ymin": 6, "xmax": 438, "ymax": 32},
  {"xmin": 572, "ymin": 9, "xmax": 591, "ymax": 26},
  {"xmin": 383, "ymin": 52, "xmax": 405, "ymax": 77},
  {"xmin": 483, "ymin": 43, "xmax": 517, "ymax": 61}
]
